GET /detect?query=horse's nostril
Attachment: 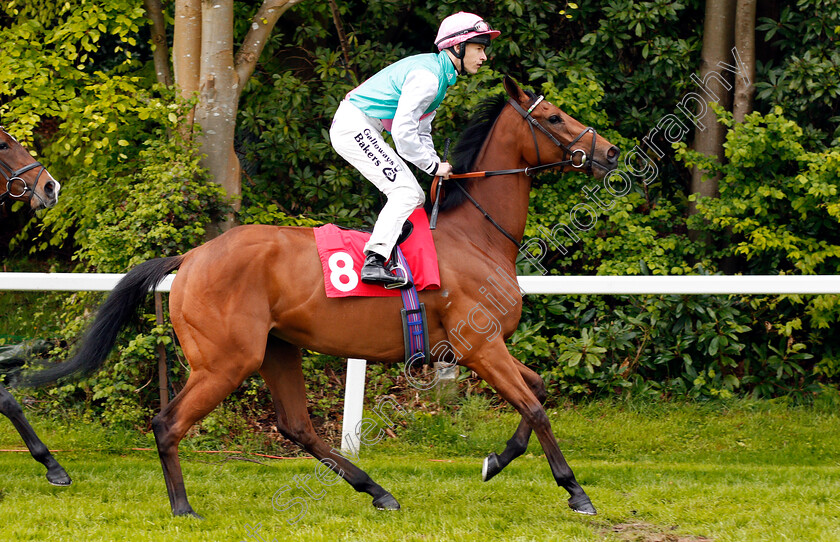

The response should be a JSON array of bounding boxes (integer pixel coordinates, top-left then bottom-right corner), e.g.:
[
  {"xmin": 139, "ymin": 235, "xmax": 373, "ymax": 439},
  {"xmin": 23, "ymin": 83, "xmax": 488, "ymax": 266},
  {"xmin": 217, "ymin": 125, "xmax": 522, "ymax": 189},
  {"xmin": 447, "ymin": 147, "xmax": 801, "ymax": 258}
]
[
  {"xmin": 44, "ymin": 180, "xmax": 61, "ymax": 198},
  {"xmin": 607, "ymin": 146, "xmax": 620, "ymax": 162}
]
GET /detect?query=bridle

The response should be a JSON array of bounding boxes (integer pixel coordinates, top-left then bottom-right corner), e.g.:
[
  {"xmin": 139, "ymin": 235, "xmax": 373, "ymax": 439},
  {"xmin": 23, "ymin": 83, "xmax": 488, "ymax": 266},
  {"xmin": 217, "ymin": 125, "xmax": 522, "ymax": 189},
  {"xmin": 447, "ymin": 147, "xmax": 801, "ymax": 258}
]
[
  {"xmin": 0, "ymin": 159, "xmax": 48, "ymax": 208},
  {"xmin": 0, "ymin": 132, "xmax": 48, "ymax": 208},
  {"xmin": 446, "ymin": 95, "xmax": 606, "ymax": 248},
  {"xmin": 507, "ymin": 95, "xmax": 600, "ymax": 176}
]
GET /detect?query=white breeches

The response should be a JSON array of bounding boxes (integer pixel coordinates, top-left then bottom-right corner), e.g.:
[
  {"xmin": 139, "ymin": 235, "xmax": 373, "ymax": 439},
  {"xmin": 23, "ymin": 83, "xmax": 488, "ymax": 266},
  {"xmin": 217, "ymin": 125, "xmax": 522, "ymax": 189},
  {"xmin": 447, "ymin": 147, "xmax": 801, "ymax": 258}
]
[{"xmin": 330, "ymin": 100, "xmax": 426, "ymax": 259}]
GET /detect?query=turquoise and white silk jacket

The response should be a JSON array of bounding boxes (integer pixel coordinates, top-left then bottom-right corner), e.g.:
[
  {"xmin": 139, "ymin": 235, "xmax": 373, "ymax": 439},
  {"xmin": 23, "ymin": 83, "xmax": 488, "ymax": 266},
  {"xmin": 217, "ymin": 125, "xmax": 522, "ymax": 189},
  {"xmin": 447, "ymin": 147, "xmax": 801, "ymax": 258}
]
[{"xmin": 347, "ymin": 51, "xmax": 458, "ymax": 176}]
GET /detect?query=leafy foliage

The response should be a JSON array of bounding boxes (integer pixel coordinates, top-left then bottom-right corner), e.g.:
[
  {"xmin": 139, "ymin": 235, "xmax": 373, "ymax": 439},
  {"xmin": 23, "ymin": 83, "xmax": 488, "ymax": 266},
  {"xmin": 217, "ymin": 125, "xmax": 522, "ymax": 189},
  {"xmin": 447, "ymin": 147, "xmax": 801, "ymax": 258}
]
[
  {"xmin": 1, "ymin": 0, "xmax": 233, "ymax": 425},
  {"xmin": 755, "ymin": 0, "xmax": 840, "ymax": 146}
]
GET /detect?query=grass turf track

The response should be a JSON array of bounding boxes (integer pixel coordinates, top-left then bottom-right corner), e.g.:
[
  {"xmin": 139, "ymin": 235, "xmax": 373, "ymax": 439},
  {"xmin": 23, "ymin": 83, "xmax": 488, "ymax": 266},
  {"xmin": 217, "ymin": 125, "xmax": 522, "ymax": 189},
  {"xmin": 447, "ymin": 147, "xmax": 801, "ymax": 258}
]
[{"xmin": 0, "ymin": 399, "xmax": 839, "ymax": 541}]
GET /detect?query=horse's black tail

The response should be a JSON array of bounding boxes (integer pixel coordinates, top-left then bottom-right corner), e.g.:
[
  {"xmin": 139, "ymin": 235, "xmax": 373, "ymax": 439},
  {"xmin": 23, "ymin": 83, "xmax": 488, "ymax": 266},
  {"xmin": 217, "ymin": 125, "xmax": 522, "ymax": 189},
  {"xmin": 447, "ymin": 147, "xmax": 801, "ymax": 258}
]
[{"xmin": 19, "ymin": 256, "xmax": 185, "ymax": 388}]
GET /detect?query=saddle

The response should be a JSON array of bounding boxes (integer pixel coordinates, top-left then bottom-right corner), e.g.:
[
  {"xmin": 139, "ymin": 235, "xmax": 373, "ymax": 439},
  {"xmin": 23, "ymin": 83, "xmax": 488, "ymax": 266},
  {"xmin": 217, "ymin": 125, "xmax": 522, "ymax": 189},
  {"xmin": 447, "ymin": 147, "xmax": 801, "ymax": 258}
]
[
  {"xmin": 395, "ymin": 220, "xmax": 414, "ymax": 246},
  {"xmin": 336, "ymin": 219, "xmax": 413, "ymax": 245}
]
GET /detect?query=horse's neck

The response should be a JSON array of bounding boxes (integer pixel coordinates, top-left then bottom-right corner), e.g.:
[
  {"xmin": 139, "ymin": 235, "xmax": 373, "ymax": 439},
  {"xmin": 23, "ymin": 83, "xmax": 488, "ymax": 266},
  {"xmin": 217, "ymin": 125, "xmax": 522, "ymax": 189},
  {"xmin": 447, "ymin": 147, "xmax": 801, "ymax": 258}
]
[{"xmin": 445, "ymin": 117, "xmax": 531, "ymax": 262}]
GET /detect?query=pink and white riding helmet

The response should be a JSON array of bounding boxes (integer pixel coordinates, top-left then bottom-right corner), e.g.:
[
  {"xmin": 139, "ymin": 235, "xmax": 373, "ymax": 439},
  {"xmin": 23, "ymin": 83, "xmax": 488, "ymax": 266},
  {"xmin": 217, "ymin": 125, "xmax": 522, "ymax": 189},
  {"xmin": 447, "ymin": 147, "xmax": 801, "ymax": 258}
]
[{"xmin": 435, "ymin": 12, "xmax": 501, "ymax": 51}]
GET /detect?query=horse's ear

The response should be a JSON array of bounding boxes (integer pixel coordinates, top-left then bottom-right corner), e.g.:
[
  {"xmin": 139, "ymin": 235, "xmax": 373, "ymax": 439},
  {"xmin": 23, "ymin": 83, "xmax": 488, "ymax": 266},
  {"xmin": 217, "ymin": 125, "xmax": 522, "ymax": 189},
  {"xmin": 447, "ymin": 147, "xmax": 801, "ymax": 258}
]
[{"xmin": 503, "ymin": 75, "xmax": 528, "ymax": 104}]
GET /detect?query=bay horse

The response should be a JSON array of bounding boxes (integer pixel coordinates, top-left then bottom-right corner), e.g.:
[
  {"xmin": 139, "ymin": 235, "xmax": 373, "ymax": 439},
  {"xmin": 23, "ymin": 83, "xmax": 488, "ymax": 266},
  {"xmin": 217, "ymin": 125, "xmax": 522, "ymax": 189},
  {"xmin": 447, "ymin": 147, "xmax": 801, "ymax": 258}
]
[
  {"xmin": 24, "ymin": 76, "xmax": 619, "ymax": 517},
  {"xmin": 0, "ymin": 125, "xmax": 69, "ymax": 485}
]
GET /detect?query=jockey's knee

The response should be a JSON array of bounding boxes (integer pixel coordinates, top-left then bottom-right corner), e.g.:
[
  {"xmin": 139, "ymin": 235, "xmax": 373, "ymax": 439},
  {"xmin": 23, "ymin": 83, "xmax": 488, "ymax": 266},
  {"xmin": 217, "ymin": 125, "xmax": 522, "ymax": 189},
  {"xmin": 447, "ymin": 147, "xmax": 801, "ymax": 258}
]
[
  {"xmin": 413, "ymin": 186, "xmax": 426, "ymax": 207},
  {"xmin": 387, "ymin": 185, "xmax": 425, "ymax": 209}
]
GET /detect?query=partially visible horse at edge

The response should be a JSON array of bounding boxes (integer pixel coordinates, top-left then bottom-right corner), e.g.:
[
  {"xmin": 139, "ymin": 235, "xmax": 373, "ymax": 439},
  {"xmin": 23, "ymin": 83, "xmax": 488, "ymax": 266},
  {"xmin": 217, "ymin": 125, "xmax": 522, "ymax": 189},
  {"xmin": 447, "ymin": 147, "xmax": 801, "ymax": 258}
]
[
  {"xmin": 0, "ymin": 125, "xmax": 69, "ymax": 486},
  {"xmin": 23, "ymin": 77, "xmax": 619, "ymax": 516}
]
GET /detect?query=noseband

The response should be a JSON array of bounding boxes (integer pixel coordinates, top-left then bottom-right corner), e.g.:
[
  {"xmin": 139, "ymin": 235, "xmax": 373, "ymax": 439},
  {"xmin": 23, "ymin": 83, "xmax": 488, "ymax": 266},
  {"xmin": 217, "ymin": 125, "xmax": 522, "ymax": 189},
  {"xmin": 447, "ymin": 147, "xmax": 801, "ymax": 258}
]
[{"xmin": 0, "ymin": 157, "xmax": 48, "ymax": 207}]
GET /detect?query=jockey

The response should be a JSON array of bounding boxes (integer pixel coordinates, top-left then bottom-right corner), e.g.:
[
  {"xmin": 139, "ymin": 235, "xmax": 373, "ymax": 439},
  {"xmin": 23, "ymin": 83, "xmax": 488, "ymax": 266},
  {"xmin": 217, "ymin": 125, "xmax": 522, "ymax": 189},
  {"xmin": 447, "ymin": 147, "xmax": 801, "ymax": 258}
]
[{"xmin": 330, "ymin": 12, "xmax": 500, "ymax": 289}]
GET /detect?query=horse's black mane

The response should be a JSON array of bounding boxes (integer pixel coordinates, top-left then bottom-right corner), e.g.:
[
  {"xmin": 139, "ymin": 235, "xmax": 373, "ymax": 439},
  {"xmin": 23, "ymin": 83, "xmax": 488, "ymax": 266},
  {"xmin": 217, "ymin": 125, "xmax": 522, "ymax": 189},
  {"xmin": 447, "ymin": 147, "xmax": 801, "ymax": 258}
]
[
  {"xmin": 424, "ymin": 89, "xmax": 536, "ymax": 214},
  {"xmin": 451, "ymin": 93, "xmax": 509, "ymax": 175}
]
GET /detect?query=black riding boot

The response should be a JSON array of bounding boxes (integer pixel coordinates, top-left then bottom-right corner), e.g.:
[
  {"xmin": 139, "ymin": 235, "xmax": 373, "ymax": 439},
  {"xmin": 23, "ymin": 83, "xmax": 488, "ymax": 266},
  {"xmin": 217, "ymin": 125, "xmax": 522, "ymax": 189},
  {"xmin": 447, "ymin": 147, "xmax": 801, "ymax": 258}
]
[{"xmin": 361, "ymin": 252, "xmax": 412, "ymax": 289}]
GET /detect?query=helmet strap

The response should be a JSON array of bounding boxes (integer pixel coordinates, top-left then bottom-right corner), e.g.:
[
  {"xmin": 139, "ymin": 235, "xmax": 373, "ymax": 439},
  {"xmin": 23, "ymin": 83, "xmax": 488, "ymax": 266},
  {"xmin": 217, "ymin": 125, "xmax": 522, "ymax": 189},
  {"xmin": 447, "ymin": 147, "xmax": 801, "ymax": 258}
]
[{"xmin": 448, "ymin": 44, "xmax": 467, "ymax": 75}]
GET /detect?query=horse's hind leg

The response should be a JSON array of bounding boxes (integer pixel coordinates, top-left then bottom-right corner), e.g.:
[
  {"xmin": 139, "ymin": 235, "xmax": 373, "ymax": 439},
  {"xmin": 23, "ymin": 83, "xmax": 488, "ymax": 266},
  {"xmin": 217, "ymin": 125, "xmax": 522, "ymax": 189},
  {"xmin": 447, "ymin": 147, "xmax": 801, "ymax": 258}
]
[
  {"xmin": 258, "ymin": 337, "xmax": 400, "ymax": 512},
  {"xmin": 0, "ymin": 384, "xmax": 71, "ymax": 486},
  {"xmin": 482, "ymin": 357, "xmax": 545, "ymax": 482},
  {"xmin": 151, "ymin": 357, "xmax": 260, "ymax": 518}
]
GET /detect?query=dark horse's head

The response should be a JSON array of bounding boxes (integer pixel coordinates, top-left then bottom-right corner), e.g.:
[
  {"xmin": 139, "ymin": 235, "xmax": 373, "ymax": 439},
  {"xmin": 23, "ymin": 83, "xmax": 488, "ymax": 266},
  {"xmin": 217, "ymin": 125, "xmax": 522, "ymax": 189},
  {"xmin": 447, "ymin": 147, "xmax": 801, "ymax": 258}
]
[{"xmin": 0, "ymin": 126, "xmax": 60, "ymax": 210}]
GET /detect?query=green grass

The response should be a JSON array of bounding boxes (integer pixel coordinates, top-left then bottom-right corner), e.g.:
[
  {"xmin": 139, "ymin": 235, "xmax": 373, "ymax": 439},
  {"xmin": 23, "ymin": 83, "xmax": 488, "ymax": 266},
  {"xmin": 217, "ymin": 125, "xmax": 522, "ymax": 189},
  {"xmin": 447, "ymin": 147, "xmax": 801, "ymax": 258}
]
[{"xmin": 1, "ymin": 398, "xmax": 839, "ymax": 541}]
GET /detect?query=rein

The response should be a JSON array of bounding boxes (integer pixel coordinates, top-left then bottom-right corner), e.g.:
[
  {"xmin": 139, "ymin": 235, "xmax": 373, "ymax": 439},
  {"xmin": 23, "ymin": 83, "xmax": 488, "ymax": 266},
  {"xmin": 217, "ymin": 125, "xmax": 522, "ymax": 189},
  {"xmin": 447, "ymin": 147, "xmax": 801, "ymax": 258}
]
[
  {"xmin": 450, "ymin": 181, "xmax": 522, "ymax": 247},
  {"xmin": 445, "ymin": 96, "xmax": 601, "ymax": 248}
]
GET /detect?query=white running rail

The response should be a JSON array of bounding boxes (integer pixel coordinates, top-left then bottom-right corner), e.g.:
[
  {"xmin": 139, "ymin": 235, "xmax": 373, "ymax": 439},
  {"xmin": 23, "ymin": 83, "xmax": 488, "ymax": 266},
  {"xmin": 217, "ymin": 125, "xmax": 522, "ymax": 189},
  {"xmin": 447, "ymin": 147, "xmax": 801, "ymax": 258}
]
[
  {"xmin": 3, "ymin": 272, "xmax": 838, "ymax": 454},
  {"xmin": 3, "ymin": 273, "xmax": 839, "ymax": 294}
]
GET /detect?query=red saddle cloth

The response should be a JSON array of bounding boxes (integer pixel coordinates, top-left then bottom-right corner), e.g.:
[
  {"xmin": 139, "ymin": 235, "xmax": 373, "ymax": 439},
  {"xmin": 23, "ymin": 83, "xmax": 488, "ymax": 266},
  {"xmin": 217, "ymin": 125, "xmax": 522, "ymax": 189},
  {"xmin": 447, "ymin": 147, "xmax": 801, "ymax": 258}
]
[{"xmin": 314, "ymin": 208, "xmax": 441, "ymax": 298}]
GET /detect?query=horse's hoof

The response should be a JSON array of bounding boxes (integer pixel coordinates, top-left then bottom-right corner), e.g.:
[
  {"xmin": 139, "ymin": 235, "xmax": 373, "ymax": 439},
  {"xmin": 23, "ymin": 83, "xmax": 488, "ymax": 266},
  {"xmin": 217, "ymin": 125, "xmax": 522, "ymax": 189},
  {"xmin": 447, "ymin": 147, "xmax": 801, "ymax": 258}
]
[
  {"xmin": 174, "ymin": 508, "xmax": 204, "ymax": 519},
  {"xmin": 46, "ymin": 468, "xmax": 72, "ymax": 486},
  {"xmin": 568, "ymin": 495, "xmax": 597, "ymax": 515},
  {"xmin": 372, "ymin": 494, "xmax": 400, "ymax": 511},
  {"xmin": 482, "ymin": 452, "xmax": 502, "ymax": 482}
]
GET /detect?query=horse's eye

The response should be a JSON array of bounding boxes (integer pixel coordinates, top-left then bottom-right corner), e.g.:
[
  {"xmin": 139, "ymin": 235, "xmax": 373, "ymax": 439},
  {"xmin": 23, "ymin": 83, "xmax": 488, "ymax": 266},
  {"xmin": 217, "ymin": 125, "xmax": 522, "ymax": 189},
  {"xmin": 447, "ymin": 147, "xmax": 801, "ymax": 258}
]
[
  {"xmin": 0, "ymin": 142, "xmax": 8, "ymax": 150},
  {"xmin": 548, "ymin": 115, "xmax": 562, "ymax": 124}
]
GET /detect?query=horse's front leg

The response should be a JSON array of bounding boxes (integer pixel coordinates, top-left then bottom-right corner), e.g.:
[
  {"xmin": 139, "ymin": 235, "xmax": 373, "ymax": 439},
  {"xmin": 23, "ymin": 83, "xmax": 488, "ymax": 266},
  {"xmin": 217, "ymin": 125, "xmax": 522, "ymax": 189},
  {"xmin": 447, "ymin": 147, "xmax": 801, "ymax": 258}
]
[
  {"xmin": 0, "ymin": 384, "xmax": 71, "ymax": 486},
  {"xmin": 482, "ymin": 357, "xmax": 545, "ymax": 482},
  {"xmin": 460, "ymin": 343, "xmax": 595, "ymax": 515}
]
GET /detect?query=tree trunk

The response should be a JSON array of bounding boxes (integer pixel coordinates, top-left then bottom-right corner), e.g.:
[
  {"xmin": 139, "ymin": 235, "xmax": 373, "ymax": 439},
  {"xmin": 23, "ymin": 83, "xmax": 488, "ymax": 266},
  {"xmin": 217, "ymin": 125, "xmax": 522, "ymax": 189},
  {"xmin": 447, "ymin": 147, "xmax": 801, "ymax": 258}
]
[
  {"xmin": 688, "ymin": 0, "xmax": 736, "ymax": 228},
  {"xmin": 173, "ymin": 0, "xmax": 202, "ymax": 131},
  {"xmin": 170, "ymin": 0, "xmax": 304, "ymax": 233},
  {"xmin": 195, "ymin": 0, "xmax": 240, "ymax": 222},
  {"xmin": 143, "ymin": 0, "xmax": 172, "ymax": 86},
  {"xmin": 235, "ymin": 0, "xmax": 305, "ymax": 87},
  {"xmin": 733, "ymin": 0, "xmax": 757, "ymax": 123},
  {"xmin": 327, "ymin": 0, "xmax": 355, "ymax": 78}
]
